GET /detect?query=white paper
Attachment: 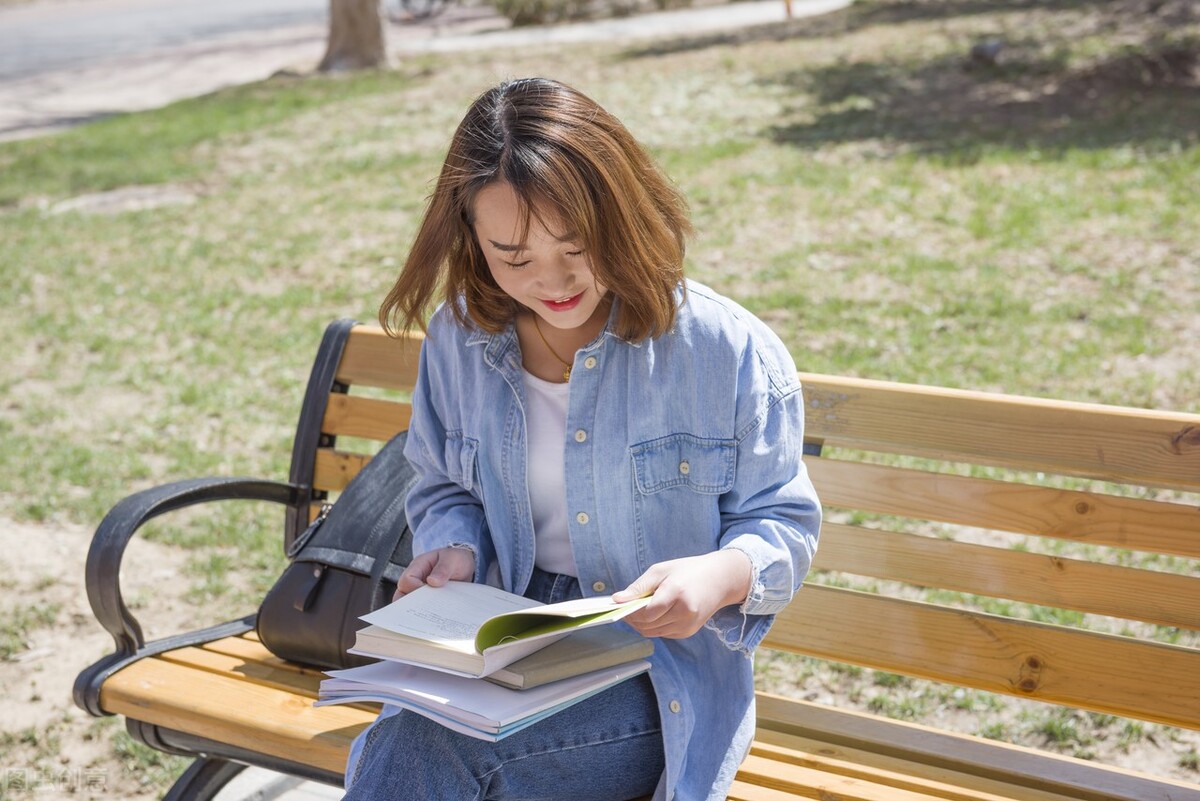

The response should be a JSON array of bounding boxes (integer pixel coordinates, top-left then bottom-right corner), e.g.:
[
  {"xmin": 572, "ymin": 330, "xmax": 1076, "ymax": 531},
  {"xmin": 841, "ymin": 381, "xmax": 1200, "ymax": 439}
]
[
  {"xmin": 359, "ymin": 581, "xmax": 540, "ymax": 650},
  {"xmin": 319, "ymin": 658, "xmax": 651, "ymax": 735}
]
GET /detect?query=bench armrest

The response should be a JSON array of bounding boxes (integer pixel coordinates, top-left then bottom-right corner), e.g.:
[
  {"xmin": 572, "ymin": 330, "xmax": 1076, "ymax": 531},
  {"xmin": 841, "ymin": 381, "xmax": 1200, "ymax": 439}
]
[{"xmin": 74, "ymin": 477, "xmax": 305, "ymax": 716}]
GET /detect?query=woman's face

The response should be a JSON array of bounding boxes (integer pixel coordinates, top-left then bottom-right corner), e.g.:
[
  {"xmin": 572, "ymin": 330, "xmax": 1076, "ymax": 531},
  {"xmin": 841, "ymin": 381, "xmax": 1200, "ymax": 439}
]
[{"xmin": 472, "ymin": 182, "xmax": 610, "ymax": 332}]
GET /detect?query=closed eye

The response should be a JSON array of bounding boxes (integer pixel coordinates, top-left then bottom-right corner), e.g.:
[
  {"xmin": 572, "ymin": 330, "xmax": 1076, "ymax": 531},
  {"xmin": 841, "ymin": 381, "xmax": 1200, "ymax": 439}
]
[{"xmin": 505, "ymin": 259, "xmax": 532, "ymax": 269}]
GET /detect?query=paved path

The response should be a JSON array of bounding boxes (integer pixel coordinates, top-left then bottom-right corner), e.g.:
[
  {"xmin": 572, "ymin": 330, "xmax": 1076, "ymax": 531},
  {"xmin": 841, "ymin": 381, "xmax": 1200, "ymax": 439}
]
[
  {"xmin": 0, "ymin": 0, "xmax": 848, "ymax": 141},
  {"xmin": 0, "ymin": 0, "xmax": 328, "ymax": 80}
]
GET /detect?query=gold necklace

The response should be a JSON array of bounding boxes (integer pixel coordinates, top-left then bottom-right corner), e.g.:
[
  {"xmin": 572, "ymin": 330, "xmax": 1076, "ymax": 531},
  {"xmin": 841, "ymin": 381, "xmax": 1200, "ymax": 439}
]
[{"xmin": 532, "ymin": 315, "xmax": 573, "ymax": 382}]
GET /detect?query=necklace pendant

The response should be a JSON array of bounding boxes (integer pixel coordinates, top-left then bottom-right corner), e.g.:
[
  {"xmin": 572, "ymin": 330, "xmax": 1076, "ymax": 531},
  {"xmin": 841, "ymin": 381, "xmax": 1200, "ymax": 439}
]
[{"xmin": 563, "ymin": 368, "xmax": 572, "ymax": 382}]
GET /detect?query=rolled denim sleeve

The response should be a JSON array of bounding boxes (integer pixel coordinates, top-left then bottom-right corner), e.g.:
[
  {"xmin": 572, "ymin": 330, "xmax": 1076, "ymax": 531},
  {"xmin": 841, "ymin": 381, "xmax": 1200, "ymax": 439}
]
[
  {"xmin": 402, "ymin": 334, "xmax": 496, "ymax": 584},
  {"xmin": 708, "ymin": 375, "xmax": 821, "ymax": 653}
]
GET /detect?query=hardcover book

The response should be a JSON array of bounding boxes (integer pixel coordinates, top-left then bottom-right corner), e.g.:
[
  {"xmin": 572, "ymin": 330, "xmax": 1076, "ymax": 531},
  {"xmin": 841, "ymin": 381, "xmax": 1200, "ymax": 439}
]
[{"xmin": 349, "ymin": 580, "xmax": 652, "ymax": 680}]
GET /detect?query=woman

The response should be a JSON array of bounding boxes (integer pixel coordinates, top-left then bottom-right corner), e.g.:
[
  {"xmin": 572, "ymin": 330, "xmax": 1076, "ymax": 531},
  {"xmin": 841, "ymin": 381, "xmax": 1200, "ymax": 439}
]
[{"xmin": 344, "ymin": 76, "xmax": 821, "ymax": 801}]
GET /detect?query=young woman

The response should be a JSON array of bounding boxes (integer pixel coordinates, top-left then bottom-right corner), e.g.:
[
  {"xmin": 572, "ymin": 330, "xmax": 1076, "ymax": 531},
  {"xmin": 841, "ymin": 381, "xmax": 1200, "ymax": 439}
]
[{"xmin": 344, "ymin": 77, "xmax": 821, "ymax": 801}]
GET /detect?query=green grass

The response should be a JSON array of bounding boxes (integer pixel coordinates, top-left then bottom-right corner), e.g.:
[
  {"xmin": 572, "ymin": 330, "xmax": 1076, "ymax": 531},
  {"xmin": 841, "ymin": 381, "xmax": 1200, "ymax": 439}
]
[
  {"xmin": 0, "ymin": 70, "xmax": 416, "ymax": 206},
  {"xmin": 1, "ymin": 0, "xmax": 1198, "ymax": 789},
  {"xmin": 0, "ymin": 603, "xmax": 60, "ymax": 661},
  {"xmin": 110, "ymin": 729, "xmax": 189, "ymax": 791}
]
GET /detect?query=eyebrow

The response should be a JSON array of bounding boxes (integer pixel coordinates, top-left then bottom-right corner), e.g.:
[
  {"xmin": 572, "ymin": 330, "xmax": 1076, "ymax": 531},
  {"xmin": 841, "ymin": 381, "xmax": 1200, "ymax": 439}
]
[{"xmin": 487, "ymin": 231, "xmax": 580, "ymax": 254}]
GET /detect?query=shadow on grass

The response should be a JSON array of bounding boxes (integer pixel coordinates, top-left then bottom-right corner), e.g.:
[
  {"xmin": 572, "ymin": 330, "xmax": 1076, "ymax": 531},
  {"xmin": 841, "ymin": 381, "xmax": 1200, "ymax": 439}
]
[
  {"xmin": 622, "ymin": 0, "xmax": 1100, "ymax": 59},
  {"xmin": 768, "ymin": 43, "xmax": 1200, "ymax": 157},
  {"xmin": 623, "ymin": 0, "xmax": 1199, "ymax": 157}
]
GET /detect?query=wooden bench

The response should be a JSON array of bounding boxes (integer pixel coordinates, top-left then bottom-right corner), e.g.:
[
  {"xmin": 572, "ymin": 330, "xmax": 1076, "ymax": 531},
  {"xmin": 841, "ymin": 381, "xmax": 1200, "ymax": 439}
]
[{"xmin": 74, "ymin": 318, "xmax": 1200, "ymax": 801}]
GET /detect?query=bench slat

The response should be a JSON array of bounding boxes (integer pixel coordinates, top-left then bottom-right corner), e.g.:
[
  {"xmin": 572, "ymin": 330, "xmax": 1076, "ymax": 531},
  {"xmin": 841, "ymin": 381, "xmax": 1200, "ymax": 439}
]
[
  {"xmin": 205, "ymin": 633, "xmax": 322, "ymax": 666},
  {"xmin": 313, "ymin": 448, "xmax": 369, "ymax": 493},
  {"xmin": 335, "ymin": 327, "xmax": 423, "ymax": 391},
  {"xmin": 99, "ymin": 657, "xmax": 373, "ymax": 775},
  {"xmin": 733, "ymin": 755, "xmax": 965, "ymax": 801},
  {"xmin": 808, "ymin": 459, "xmax": 1200, "ymax": 559},
  {"xmin": 765, "ymin": 585, "xmax": 1200, "ymax": 729},
  {"xmin": 748, "ymin": 736, "xmax": 1076, "ymax": 801},
  {"xmin": 201, "ymin": 634, "xmax": 327, "ymax": 676},
  {"xmin": 322, "ymin": 393, "xmax": 410, "ymax": 442},
  {"xmin": 812, "ymin": 522, "xmax": 1200, "ymax": 630},
  {"xmin": 160, "ymin": 645, "xmax": 323, "ymax": 699},
  {"xmin": 755, "ymin": 695, "xmax": 1197, "ymax": 801},
  {"xmin": 800, "ymin": 374, "xmax": 1200, "ymax": 491},
  {"xmin": 726, "ymin": 782, "xmax": 807, "ymax": 801}
]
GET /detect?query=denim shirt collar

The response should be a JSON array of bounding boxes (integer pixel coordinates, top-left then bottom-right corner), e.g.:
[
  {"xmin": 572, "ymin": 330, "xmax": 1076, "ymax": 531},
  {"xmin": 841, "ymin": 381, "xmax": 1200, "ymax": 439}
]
[{"xmin": 463, "ymin": 295, "xmax": 641, "ymax": 371}]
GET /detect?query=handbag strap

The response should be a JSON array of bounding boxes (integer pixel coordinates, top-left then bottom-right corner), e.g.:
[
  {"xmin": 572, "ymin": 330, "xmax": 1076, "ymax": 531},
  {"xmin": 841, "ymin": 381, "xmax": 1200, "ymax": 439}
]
[
  {"xmin": 366, "ymin": 489, "xmax": 411, "ymax": 609},
  {"xmin": 289, "ymin": 429, "xmax": 417, "ymax": 583}
]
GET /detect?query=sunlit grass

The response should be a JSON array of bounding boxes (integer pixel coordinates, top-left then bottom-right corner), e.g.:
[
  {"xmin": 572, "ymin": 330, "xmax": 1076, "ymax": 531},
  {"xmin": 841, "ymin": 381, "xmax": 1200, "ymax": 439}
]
[{"xmin": 1, "ymin": 0, "xmax": 1197, "ymax": 789}]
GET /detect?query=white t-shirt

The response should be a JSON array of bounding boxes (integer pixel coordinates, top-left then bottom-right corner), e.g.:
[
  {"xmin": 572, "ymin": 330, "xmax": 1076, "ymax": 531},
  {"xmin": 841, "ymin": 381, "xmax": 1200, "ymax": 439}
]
[{"xmin": 521, "ymin": 370, "xmax": 577, "ymax": 576}]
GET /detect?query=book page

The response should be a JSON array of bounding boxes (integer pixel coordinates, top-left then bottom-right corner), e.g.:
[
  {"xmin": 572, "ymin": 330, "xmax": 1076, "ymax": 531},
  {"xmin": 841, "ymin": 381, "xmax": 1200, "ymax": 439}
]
[
  {"xmin": 474, "ymin": 595, "xmax": 652, "ymax": 651},
  {"xmin": 320, "ymin": 658, "xmax": 651, "ymax": 730},
  {"xmin": 535, "ymin": 594, "xmax": 651, "ymax": 618},
  {"xmin": 360, "ymin": 582, "xmax": 541, "ymax": 649}
]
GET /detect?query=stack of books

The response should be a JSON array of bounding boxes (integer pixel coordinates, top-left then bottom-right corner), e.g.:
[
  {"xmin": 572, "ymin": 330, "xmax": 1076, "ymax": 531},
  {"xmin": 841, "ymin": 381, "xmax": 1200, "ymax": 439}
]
[{"xmin": 316, "ymin": 581, "xmax": 654, "ymax": 741}]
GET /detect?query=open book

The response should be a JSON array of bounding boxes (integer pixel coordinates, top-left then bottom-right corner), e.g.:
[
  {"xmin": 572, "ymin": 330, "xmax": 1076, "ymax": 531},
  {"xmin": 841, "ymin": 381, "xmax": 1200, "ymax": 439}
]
[
  {"xmin": 350, "ymin": 581, "xmax": 653, "ymax": 680},
  {"xmin": 317, "ymin": 658, "xmax": 651, "ymax": 741}
]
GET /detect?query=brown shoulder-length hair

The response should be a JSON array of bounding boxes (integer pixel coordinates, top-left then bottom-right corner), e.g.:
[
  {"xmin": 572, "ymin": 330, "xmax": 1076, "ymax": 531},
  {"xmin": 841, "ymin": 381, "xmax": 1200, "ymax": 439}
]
[{"xmin": 379, "ymin": 77, "xmax": 692, "ymax": 341}]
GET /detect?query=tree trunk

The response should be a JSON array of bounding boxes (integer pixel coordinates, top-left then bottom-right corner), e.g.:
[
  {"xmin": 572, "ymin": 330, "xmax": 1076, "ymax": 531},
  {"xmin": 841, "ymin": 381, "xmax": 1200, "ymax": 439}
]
[{"xmin": 319, "ymin": 0, "xmax": 386, "ymax": 72}]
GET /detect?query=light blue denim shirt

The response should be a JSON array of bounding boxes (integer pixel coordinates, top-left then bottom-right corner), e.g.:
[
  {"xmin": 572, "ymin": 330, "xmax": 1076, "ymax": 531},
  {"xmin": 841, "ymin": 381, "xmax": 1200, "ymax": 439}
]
[{"xmin": 399, "ymin": 279, "xmax": 821, "ymax": 801}]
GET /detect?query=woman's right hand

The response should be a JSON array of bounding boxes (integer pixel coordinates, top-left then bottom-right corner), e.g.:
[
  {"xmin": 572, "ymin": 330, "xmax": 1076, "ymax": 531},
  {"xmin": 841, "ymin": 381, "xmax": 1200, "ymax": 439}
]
[{"xmin": 394, "ymin": 547, "xmax": 477, "ymax": 599}]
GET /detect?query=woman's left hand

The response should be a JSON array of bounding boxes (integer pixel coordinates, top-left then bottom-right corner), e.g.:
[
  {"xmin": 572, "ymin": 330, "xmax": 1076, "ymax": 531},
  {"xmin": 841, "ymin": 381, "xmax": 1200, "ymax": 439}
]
[{"xmin": 612, "ymin": 550, "xmax": 752, "ymax": 639}]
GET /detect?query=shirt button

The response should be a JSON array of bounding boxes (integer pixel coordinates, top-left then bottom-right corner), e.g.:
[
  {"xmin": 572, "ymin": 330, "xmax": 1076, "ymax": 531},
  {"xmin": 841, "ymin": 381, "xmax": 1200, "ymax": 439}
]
[
  {"xmin": 576, "ymin": 512, "xmax": 590, "ymax": 525},
  {"xmin": 584, "ymin": 356, "xmax": 598, "ymax": 369},
  {"xmin": 574, "ymin": 429, "xmax": 587, "ymax": 443},
  {"xmin": 669, "ymin": 700, "xmax": 682, "ymax": 714},
  {"xmin": 679, "ymin": 460, "xmax": 690, "ymax": 475},
  {"xmin": 592, "ymin": 581, "xmax": 606, "ymax": 593}
]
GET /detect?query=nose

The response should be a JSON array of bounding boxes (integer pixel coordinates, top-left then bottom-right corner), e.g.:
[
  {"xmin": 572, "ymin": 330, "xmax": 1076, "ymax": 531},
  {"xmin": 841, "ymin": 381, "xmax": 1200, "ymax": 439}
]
[{"xmin": 535, "ymin": 261, "xmax": 577, "ymax": 298}]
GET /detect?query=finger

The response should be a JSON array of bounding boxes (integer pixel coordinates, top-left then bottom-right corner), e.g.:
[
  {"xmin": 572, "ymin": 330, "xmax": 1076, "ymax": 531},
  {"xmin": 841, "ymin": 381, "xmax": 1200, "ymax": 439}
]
[
  {"xmin": 626, "ymin": 595, "xmax": 671, "ymax": 625},
  {"xmin": 394, "ymin": 575, "xmax": 423, "ymax": 599},
  {"xmin": 396, "ymin": 552, "xmax": 439, "ymax": 595},
  {"xmin": 643, "ymin": 624, "xmax": 697, "ymax": 640},
  {"xmin": 611, "ymin": 566, "xmax": 666, "ymax": 604},
  {"xmin": 625, "ymin": 615, "xmax": 689, "ymax": 640},
  {"xmin": 426, "ymin": 564, "xmax": 453, "ymax": 586},
  {"xmin": 395, "ymin": 570, "xmax": 426, "ymax": 596},
  {"xmin": 631, "ymin": 608, "xmax": 701, "ymax": 640},
  {"xmin": 427, "ymin": 548, "xmax": 475, "ymax": 587}
]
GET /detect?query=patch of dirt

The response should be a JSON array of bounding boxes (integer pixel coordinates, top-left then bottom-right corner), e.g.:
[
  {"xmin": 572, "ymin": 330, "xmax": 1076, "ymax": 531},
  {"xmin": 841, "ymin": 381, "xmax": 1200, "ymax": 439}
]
[
  {"xmin": 1082, "ymin": 42, "xmax": 1200, "ymax": 88},
  {"xmin": 43, "ymin": 184, "xmax": 202, "ymax": 216},
  {"xmin": 0, "ymin": 518, "xmax": 196, "ymax": 798}
]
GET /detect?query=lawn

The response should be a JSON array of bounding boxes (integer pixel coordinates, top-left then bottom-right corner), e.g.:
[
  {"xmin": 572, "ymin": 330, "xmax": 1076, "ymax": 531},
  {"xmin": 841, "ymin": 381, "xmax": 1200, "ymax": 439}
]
[{"xmin": 1, "ymin": 0, "xmax": 1197, "ymax": 794}]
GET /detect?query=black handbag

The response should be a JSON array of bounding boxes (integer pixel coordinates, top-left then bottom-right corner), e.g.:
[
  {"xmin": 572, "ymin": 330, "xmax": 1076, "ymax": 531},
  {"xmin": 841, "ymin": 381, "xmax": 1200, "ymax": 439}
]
[{"xmin": 256, "ymin": 430, "xmax": 419, "ymax": 670}]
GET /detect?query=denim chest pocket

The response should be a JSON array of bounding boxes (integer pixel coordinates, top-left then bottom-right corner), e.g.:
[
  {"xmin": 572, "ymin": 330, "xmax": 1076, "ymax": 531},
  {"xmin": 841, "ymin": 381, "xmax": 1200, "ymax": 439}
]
[
  {"xmin": 443, "ymin": 432, "xmax": 480, "ymax": 492},
  {"xmin": 631, "ymin": 434, "xmax": 736, "ymax": 495}
]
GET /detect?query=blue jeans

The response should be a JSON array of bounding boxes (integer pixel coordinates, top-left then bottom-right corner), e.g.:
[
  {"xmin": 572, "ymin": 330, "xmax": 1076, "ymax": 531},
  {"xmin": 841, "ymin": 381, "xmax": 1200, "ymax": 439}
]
[{"xmin": 343, "ymin": 570, "xmax": 665, "ymax": 801}]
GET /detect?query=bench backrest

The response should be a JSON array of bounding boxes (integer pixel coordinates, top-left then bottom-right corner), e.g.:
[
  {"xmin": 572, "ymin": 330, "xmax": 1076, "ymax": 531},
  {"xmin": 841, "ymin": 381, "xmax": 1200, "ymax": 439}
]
[
  {"xmin": 777, "ymin": 375, "xmax": 1200, "ymax": 732},
  {"xmin": 288, "ymin": 320, "xmax": 1200, "ymax": 732},
  {"xmin": 283, "ymin": 320, "xmax": 424, "ymax": 545}
]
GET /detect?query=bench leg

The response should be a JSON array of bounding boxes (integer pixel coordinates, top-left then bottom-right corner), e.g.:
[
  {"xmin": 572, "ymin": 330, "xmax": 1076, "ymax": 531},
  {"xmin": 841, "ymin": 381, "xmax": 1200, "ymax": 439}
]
[{"xmin": 163, "ymin": 757, "xmax": 246, "ymax": 801}]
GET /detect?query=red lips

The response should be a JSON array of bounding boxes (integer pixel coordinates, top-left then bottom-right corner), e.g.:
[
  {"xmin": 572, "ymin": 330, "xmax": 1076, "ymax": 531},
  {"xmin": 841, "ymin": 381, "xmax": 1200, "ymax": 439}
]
[{"xmin": 541, "ymin": 291, "xmax": 584, "ymax": 312}]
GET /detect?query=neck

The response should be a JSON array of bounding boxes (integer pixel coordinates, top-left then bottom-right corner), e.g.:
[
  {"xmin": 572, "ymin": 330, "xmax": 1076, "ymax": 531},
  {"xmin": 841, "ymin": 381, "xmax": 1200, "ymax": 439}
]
[{"xmin": 516, "ymin": 295, "xmax": 612, "ymax": 383}]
